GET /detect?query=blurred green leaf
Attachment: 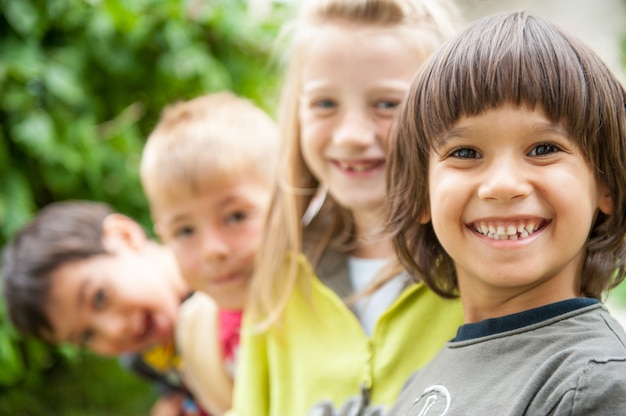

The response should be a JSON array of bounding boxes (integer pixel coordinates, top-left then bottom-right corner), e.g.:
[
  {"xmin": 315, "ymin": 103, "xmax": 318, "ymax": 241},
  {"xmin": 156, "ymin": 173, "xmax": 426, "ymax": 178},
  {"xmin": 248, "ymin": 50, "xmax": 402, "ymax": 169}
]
[
  {"xmin": 10, "ymin": 111, "xmax": 56, "ymax": 158},
  {"xmin": 43, "ymin": 63, "xmax": 84, "ymax": 106},
  {"xmin": 3, "ymin": 0, "xmax": 40, "ymax": 37}
]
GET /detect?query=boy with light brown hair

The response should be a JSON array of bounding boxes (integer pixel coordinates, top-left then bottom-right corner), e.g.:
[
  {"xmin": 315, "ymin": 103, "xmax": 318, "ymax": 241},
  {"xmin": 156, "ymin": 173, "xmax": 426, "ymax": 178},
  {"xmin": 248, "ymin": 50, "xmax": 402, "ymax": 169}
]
[{"xmin": 140, "ymin": 91, "xmax": 279, "ymax": 415}]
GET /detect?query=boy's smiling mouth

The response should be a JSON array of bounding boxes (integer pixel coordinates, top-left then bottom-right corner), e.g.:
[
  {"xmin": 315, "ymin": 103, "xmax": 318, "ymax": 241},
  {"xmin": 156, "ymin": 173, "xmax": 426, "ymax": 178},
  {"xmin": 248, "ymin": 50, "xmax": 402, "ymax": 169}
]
[{"xmin": 470, "ymin": 219, "xmax": 549, "ymax": 240}]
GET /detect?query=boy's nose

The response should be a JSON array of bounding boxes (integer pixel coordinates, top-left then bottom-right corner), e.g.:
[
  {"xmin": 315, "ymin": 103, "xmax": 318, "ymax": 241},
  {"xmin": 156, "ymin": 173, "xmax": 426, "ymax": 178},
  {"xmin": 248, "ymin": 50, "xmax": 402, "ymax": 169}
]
[
  {"xmin": 92, "ymin": 312, "xmax": 129, "ymax": 352},
  {"xmin": 477, "ymin": 158, "xmax": 532, "ymax": 201},
  {"xmin": 201, "ymin": 233, "xmax": 229, "ymax": 262}
]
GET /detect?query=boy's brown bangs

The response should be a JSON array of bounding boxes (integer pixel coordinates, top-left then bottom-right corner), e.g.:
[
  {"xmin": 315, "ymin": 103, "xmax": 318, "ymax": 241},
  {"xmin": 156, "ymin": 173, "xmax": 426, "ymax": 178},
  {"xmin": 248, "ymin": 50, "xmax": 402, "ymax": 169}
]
[{"xmin": 414, "ymin": 14, "xmax": 601, "ymax": 152}]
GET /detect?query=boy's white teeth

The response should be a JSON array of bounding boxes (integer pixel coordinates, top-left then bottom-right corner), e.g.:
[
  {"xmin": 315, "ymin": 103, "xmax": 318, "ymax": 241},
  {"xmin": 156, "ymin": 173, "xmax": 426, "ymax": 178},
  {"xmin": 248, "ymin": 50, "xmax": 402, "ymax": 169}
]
[{"xmin": 473, "ymin": 220, "xmax": 543, "ymax": 240}]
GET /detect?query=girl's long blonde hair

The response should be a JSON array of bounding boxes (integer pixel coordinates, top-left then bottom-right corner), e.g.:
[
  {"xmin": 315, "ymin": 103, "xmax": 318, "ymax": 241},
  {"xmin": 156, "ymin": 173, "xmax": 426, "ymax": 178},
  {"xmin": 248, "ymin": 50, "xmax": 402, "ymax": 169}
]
[{"xmin": 249, "ymin": 0, "xmax": 462, "ymax": 330}]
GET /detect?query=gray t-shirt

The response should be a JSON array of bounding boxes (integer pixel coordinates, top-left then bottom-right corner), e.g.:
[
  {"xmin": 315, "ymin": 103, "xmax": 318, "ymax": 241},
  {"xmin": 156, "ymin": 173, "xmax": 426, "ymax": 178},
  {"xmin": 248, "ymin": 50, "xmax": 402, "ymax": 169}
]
[{"xmin": 389, "ymin": 298, "xmax": 626, "ymax": 416}]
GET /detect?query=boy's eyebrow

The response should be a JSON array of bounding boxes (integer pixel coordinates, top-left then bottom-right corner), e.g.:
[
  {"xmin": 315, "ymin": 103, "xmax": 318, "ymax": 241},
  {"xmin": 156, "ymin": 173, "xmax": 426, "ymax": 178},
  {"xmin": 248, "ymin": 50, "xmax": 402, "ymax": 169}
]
[
  {"xmin": 435, "ymin": 120, "xmax": 569, "ymax": 147},
  {"xmin": 435, "ymin": 126, "xmax": 472, "ymax": 148}
]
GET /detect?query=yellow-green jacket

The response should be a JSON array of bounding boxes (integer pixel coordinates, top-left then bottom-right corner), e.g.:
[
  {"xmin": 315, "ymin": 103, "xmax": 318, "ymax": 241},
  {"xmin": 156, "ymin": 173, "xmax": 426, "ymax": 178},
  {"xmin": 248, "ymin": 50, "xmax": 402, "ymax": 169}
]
[{"xmin": 229, "ymin": 254, "xmax": 464, "ymax": 415}]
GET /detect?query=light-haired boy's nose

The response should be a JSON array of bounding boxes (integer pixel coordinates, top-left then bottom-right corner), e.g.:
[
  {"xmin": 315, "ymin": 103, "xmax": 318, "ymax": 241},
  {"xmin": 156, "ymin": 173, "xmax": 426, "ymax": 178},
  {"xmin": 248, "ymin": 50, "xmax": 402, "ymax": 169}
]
[
  {"xmin": 201, "ymin": 232, "xmax": 229, "ymax": 262},
  {"xmin": 477, "ymin": 158, "xmax": 532, "ymax": 201},
  {"xmin": 333, "ymin": 108, "xmax": 376, "ymax": 147}
]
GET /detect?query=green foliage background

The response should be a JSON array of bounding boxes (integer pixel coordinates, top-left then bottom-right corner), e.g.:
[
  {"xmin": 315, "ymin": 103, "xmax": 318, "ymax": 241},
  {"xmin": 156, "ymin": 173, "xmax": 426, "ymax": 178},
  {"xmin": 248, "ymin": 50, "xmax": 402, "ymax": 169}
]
[
  {"xmin": 0, "ymin": 0, "xmax": 288, "ymax": 413},
  {"xmin": 1, "ymin": 0, "xmax": 625, "ymax": 414}
]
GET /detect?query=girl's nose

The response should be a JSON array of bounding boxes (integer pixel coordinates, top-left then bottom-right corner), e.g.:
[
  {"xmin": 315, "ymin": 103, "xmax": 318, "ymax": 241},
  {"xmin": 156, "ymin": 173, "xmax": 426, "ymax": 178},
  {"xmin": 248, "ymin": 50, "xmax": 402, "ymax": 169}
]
[
  {"xmin": 477, "ymin": 158, "xmax": 532, "ymax": 201},
  {"xmin": 333, "ymin": 108, "xmax": 376, "ymax": 148}
]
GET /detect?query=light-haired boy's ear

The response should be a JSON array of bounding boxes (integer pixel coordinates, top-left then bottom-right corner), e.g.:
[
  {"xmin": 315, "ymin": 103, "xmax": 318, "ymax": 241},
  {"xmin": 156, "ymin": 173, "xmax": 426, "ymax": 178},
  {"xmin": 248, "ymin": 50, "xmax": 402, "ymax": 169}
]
[
  {"xmin": 598, "ymin": 183, "xmax": 613, "ymax": 215},
  {"xmin": 153, "ymin": 222, "xmax": 165, "ymax": 242},
  {"xmin": 101, "ymin": 213, "xmax": 147, "ymax": 253}
]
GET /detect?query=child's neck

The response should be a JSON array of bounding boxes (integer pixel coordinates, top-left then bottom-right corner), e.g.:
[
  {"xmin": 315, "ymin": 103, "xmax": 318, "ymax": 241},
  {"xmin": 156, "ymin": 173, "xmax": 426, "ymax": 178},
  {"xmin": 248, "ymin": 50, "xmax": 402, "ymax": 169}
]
[
  {"xmin": 351, "ymin": 239, "xmax": 393, "ymax": 259},
  {"xmin": 461, "ymin": 286, "xmax": 581, "ymax": 323},
  {"xmin": 351, "ymin": 209, "xmax": 392, "ymax": 259}
]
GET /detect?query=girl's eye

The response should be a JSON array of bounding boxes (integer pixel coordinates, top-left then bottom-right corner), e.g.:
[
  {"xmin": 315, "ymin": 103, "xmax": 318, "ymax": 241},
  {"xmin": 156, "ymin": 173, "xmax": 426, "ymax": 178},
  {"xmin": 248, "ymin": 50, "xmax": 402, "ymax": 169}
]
[
  {"xmin": 375, "ymin": 100, "xmax": 400, "ymax": 110},
  {"xmin": 450, "ymin": 147, "xmax": 481, "ymax": 159},
  {"xmin": 529, "ymin": 143, "xmax": 560, "ymax": 156},
  {"xmin": 313, "ymin": 99, "xmax": 336, "ymax": 109}
]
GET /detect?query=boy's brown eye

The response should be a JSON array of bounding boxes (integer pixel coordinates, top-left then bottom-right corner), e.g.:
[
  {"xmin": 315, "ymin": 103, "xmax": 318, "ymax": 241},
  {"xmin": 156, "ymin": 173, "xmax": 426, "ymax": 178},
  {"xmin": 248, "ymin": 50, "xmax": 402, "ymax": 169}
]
[
  {"xmin": 529, "ymin": 143, "xmax": 559, "ymax": 156},
  {"xmin": 80, "ymin": 329, "xmax": 94, "ymax": 348},
  {"xmin": 93, "ymin": 289, "xmax": 105, "ymax": 309},
  {"xmin": 451, "ymin": 147, "xmax": 481, "ymax": 159}
]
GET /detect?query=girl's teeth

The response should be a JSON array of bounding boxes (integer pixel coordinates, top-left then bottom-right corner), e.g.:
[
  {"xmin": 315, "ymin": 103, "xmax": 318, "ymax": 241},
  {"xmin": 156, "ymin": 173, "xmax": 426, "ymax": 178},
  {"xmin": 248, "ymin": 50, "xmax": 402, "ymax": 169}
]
[{"xmin": 338, "ymin": 161, "xmax": 381, "ymax": 172}]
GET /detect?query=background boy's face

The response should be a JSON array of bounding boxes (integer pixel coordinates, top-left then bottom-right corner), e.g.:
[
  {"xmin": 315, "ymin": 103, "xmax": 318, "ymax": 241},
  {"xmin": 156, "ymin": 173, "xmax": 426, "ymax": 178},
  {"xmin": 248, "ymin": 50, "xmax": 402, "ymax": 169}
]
[
  {"xmin": 425, "ymin": 104, "xmax": 613, "ymax": 321},
  {"xmin": 155, "ymin": 177, "xmax": 271, "ymax": 310},
  {"xmin": 45, "ymin": 249, "xmax": 180, "ymax": 356}
]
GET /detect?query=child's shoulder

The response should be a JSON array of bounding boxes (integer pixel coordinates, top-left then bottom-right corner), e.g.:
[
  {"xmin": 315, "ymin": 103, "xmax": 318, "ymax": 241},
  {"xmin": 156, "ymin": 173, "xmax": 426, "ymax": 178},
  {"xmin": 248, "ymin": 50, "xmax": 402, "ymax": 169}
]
[
  {"xmin": 175, "ymin": 292, "xmax": 233, "ymax": 413},
  {"xmin": 176, "ymin": 292, "xmax": 220, "ymax": 346}
]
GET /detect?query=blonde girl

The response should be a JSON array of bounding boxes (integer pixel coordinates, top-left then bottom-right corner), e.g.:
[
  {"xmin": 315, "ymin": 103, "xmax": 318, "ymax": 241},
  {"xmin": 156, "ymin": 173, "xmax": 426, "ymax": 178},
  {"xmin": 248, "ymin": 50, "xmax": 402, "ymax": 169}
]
[{"xmin": 230, "ymin": 1, "xmax": 465, "ymax": 414}]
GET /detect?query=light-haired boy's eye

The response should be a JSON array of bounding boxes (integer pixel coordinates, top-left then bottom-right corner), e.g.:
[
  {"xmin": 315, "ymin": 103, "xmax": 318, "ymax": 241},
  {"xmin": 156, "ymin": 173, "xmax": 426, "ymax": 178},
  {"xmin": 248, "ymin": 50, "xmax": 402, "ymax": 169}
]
[
  {"xmin": 226, "ymin": 211, "xmax": 247, "ymax": 224},
  {"xmin": 529, "ymin": 143, "xmax": 560, "ymax": 156},
  {"xmin": 174, "ymin": 226, "xmax": 194, "ymax": 239},
  {"xmin": 451, "ymin": 147, "xmax": 481, "ymax": 159}
]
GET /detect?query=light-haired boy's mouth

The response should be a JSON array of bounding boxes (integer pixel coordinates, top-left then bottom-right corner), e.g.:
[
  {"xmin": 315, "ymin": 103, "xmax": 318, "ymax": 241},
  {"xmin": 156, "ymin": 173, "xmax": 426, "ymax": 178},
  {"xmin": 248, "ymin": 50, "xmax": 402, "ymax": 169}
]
[{"xmin": 470, "ymin": 219, "xmax": 548, "ymax": 240}]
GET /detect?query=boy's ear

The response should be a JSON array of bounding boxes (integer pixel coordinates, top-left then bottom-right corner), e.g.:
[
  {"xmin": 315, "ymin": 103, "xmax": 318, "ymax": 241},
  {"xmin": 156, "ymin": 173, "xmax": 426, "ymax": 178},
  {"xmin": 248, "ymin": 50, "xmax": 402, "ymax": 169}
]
[
  {"xmin": 101, "ymin": 214, "xmax": 147, "ymax": 253},
  {"xmin": 598, "ymin": 183, "xmax": 613, "ymax": 215},
  {"xmin": 419, "ymin": 206, "xmax": 431, "ymax": 224}
]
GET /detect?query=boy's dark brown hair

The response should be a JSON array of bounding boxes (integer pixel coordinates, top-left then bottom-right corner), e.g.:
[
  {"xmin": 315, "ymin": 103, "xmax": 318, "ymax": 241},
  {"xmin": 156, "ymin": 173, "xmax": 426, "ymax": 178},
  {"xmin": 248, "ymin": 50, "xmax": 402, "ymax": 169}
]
[
  {"xmin": 387, "ymin": 12, "xmax": 626, "ymax": 299},
  {"xmin": 1, "ymin": 201, "xmax": 113, "ymax": 339}
]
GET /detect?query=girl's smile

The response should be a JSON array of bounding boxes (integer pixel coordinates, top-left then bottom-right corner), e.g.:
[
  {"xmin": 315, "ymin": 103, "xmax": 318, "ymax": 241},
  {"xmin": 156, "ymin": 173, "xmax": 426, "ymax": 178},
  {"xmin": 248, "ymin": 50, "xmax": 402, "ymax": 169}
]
[{"xmin": 331, "ymin": 158, "xmax": 386, "ymax": 176}]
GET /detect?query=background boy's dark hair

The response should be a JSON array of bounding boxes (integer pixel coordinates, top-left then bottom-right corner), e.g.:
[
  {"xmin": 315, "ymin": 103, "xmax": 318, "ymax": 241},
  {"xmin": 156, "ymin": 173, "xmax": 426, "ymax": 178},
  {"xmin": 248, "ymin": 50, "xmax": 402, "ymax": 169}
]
[
  {"xmin": 1, "ymin": 200, "xmax": 113, "ymax": 339},
  {"xmin": 386, "ymin": 11, "xmax": 626, "ymax": 300}
]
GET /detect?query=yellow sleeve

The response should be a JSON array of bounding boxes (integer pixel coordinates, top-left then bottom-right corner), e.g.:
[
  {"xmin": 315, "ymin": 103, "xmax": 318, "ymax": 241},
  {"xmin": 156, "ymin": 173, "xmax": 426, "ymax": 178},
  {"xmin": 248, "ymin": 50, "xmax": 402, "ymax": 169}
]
[{"xmin": 228, "ymin": 311, "xmax": 270, "ymax": 416}]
